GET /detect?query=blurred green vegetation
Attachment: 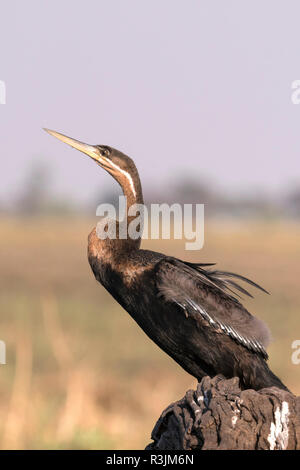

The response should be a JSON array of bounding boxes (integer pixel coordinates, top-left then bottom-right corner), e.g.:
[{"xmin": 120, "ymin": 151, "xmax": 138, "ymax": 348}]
[{"xmin": 0, "ymin": 217, "xmax": 299, "ymax": 449}]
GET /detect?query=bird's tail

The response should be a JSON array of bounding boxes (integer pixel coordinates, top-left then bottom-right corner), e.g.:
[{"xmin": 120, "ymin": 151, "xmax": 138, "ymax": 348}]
[
  {"xmin": 261, "ymin": 367, "xmax": 290, "ymax": 392},
  {"xmin": 242, "ymin": 358, "xmax": 290, "ymax": 392},
  {"xmin": 251, "ymin": 360, "xmax": 290, "ymax": 392}
]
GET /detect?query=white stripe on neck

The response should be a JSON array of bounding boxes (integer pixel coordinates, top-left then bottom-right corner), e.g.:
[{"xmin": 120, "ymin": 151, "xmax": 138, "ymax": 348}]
[{"xmin": 109, "ymin": 160, "xmax": 137, "ymax": 198}]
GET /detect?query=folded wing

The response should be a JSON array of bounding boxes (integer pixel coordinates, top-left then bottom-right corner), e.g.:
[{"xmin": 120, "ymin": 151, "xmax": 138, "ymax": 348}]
[{"xmin": 155, "ymin": 257, "xmax": 271, "ymax": 359}]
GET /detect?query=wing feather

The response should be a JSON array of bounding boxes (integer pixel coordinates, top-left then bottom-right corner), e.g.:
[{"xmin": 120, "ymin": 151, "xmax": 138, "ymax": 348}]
[{"xmin": 155, "ymin": 257, "xmax": 270, "ymax": 359}]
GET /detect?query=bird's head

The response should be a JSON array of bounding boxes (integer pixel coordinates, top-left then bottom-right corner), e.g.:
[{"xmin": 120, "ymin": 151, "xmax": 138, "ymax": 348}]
[{"xmin": 44, "ymin": 128, "xmax": 142, "ymax": 204}]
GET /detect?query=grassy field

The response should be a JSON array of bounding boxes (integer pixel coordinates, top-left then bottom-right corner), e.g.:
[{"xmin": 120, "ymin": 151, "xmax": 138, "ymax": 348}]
[{"xmin": 0, "ymin": 217, "xmax": 299, "ymax": 449}]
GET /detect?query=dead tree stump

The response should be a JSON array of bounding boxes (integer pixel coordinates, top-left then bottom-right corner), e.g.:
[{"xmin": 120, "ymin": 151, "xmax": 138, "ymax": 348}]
[{"xmin": 146, "ymin": 375, "xmax": 300, "ymax": 450}]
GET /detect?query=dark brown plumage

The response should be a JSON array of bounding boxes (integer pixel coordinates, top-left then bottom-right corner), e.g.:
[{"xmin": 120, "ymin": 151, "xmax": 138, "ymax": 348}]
[{"xmin": 45, "ymin": 129, "xmax": 288, "ymax": 391}]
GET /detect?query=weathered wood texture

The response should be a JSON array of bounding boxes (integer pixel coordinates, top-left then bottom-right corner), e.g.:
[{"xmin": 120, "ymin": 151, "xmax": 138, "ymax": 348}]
[{"xmin": 146, "ymin": 375, "xmax": 300, "ymax": 450}]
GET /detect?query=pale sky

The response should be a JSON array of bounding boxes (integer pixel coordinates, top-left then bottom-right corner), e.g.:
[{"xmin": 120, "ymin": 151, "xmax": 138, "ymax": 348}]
[{"xmin": 0, "ymin": 1, "xmax": 300, "ymax": 204}]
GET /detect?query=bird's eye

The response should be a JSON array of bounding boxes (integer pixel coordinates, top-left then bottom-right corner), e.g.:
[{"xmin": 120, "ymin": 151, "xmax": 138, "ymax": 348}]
[{"xmin": 99, "ymin": 146, "xmax": 111, "ymax": 157}]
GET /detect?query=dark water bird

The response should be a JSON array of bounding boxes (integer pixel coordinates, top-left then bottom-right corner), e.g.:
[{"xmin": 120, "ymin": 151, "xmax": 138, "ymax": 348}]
[{"xmin": 44, "ymin": 129, "xmax": 288, "ymax": 391}]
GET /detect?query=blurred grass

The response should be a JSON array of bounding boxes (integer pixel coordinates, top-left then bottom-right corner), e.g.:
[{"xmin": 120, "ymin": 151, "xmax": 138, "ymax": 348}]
[{"xmin": 0, "ymin": 217, "xmax": 299, "ymax": 449}]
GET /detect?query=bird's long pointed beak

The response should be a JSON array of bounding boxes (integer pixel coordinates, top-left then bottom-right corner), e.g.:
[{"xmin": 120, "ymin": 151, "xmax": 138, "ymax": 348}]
[{"xmin": 43, "ymin": 128, "xmax": 102, "ymax": 163}]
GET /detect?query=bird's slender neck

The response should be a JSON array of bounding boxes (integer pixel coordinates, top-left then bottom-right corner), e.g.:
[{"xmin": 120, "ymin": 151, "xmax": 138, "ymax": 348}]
[
  {"xmin": 121, "ymin": 167, "xmax": 144, "ymax": 213},
  {"xmin": 118, "ymin": 166, "xmax": 144, "ymax": 253},
  {"xmin": 91, "ymin": 166, "xmax": 144, "ymax": 264}
]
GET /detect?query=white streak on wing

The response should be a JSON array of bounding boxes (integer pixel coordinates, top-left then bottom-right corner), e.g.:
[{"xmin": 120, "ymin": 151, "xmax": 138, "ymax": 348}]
[
  {"xmin": 177, "ymin": 299, "xmax": 267, "ymax": 356},
  {"xmin": 267, "ymin": 401, "xmax": 289, "ymax": 450}
]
